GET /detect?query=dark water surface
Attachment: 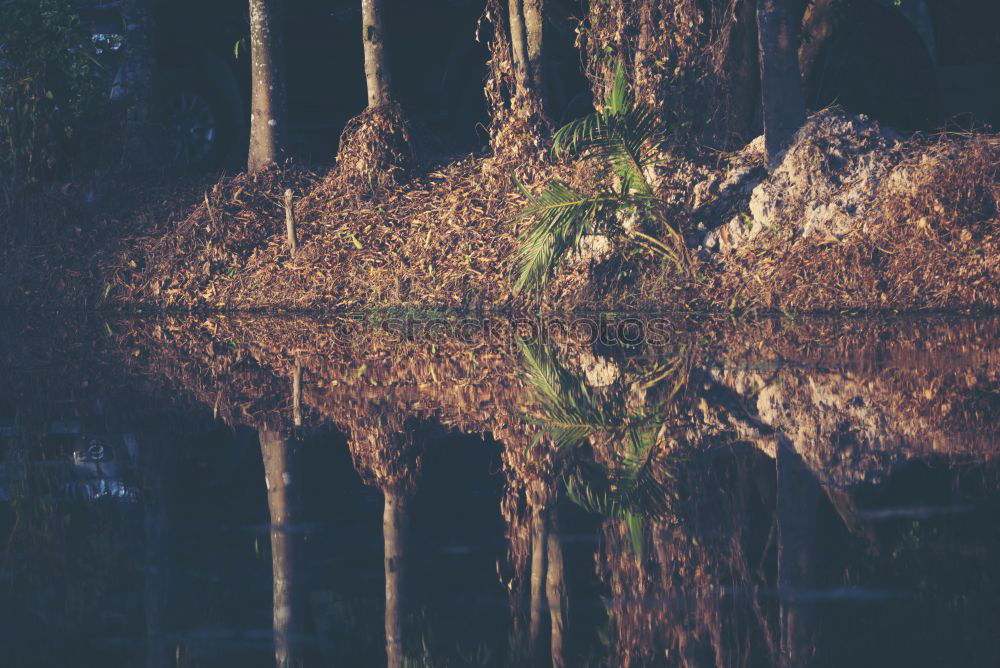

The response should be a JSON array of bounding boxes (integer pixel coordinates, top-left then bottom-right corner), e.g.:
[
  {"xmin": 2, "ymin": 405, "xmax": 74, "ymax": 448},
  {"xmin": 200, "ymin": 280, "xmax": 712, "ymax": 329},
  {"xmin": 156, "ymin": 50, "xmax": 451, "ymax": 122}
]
[{"xmin": 2, "ymin": 314, "xmax": 1000, "ymax": 667}]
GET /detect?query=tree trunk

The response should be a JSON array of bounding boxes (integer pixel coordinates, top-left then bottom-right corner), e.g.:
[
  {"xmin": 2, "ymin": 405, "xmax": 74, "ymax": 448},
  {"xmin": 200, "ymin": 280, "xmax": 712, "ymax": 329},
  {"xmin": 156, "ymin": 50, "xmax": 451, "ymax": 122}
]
[
  {"xmin": 508, "ymin": 0, "xmax": 531, "ymax": 95},
  {"xmin": 757, "ymin": 0, "xmax": 806, "ymax": 167},
  {"xmin": 523, "ymin": 0, "xmax": 546, "ymax": 96},
  {"xmin": 120, "ymin": 0, "xmax": 158, "ymax": 167},
  {"xmin": 528, "ymin": 503, "xmax": 549, "ymax": 665},
  {"xmin": 248, "ymin": 0, "xmax": 287, "ymax": 173},
  {"xmin": 362, "ymin": 0, "xmax": 393, "ymax": 107},
  {"xmin": 140, "ymin": 437, "xmax": 170, "ymax": 668},
  {"xmin": 776, "ymin": 439, "xmax": 819, "ymax": 668},
  {"xmin": 727, "ymin": 0, "xmax": 764, "ymax": 142},
  {"xmin": 508, "ymin": 0, "xmax": 546, "ymax": 108},
  {"xmin": 259, "ymin": 429, "xmax": 302, "ymax": 668},
  {"xmin": 633, "ymin": 3, "xmax": 655, "ymax": 111},
  {"xmin": 545, "ymin": 509, "xmax": 567, "ymax": 668},
  {"xmin": 383, "ymin": 489, "xmax": 410, "ymax": 668}
]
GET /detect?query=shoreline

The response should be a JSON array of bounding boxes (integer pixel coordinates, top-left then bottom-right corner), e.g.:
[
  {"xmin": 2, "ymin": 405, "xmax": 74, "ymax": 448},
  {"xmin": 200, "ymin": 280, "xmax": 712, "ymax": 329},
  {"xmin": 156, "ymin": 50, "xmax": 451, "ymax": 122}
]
[{"xmin": 4, "ymin": 112, "xmax": 999, "ymax": 316}]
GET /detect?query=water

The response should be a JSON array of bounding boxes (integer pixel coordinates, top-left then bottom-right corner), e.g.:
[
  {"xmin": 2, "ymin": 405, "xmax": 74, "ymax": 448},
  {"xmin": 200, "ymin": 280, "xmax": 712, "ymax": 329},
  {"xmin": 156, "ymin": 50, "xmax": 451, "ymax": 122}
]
[{"xmin": 2, "ymin": 314, "xmax": 1000, "ymax": 667}]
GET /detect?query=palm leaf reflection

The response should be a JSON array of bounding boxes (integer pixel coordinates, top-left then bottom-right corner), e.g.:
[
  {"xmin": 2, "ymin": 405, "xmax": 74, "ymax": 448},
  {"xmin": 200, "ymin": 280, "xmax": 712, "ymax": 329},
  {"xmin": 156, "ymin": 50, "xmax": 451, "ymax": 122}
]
[{"xmin": 519, "ymin": 341, "xmax": 695, "ymax": 555}]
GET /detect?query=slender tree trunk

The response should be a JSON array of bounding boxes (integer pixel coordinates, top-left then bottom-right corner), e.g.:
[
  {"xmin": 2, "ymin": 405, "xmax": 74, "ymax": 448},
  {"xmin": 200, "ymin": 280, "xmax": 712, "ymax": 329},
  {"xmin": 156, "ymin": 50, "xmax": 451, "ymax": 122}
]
[
  {"xmin": 508, "ymin": 0, "xmax": 531, "ymax": 95},
  {"xmin": 383, "ymin": 489, "xmax": 410, "ymax": 668},
  {"xmin": 728, "ymin": 0, "xmax": 763, "ymax": 142},
  {"xmin": 141, "ymin": 438, "xmax": 170, "ymax": 668},
  {"xmin": 259, "ymin": 430, "xmax": 301, "ymax": 668},
  {"xmin": 291, "ymin": 360, "xmax": 302, "ymax": 427},
  {"xmin": 545, "ymin": 509, "xmax": 567, "ymax": 668},
  {"xmin": 362, "ymin": 0, "xmax": 393, "ymax": 107},
  {"xmin": 523, "ymin": 0, "xmax": 546, "ymax": 95},
  {"xmin": 248, "ymin": 0, "xmax": 287, "ymax": 173},
  {"xmin": 776, "ymin": 439, "xmax": 819, "ymax": 668},
  {"xmin": 756, "ymin": 0, "xmax": 806, "ymax": 167},
  {"xmin": 121, "ymin": 0, "xmax": 158, "ymax": 167},
  {"xmin": 633, "ymin": 3, "xmax": 654, "ymax": 109},
  {"xmin": 508, "ymin": 0, "xmax": 546, "ymax": 108},
  {"xmin": 528, "ymin": 503, "xmax": 549, "ymax": 664}
]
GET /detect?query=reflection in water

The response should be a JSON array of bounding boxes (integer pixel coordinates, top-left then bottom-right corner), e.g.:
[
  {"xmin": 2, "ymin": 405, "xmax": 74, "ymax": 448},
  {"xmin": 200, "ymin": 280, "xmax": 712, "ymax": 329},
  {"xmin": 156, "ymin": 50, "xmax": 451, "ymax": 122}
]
[
  {"xmin": 776, "ymin": 441, "xmax": 819, "ymax": 668},
  {"xmin": 141, "ymin": 435, "xmax": 170, "ymax": 668},
  {"xmin": 3, "ymin": 315, "xmax": 1000, "ymax": 666},
  {"xmin": 382, "ymin": 486, "xmax": 409, "ymax": 668},
  {"xmin": 520, "ymin": 337, "xmax": 778, "ymax": 666},
  {"xmin": 259, "ymin": 429, "xmax": 303, "ymax": 668},
  {"xmin": 544, "ymin": 505, "xmax": 567, "ymax": 668},
  {"xmin": 349, "ymin": 421, "xmax": 421, "ymax": 668}
]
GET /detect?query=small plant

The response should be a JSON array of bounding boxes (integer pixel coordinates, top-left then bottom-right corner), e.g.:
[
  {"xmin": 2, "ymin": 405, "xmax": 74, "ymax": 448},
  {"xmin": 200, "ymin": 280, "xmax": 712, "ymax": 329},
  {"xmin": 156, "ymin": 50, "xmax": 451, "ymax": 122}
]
[{"xmin": 513, "ymin": 62, "xmax": 689, "ymax": 294}]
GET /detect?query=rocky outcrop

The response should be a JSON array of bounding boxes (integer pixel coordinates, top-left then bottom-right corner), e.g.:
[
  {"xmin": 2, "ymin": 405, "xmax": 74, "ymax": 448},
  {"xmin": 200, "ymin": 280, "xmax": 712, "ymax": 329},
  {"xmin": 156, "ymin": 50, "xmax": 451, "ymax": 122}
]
[{"xmin": 698, "ymin": 109, "xmax": 902, "ymax": 256}]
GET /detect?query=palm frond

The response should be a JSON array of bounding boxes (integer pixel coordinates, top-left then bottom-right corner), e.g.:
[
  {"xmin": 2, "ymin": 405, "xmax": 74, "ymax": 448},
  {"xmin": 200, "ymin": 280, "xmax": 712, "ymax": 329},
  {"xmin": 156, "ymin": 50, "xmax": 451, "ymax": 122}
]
[
  {"xmin": 607, "ymin": 60, "xmax": 629, "ymax": 116},
  {"xmin": 519, "ymin": 341, "xmax": 625, "ymax": 448},
  {"xmin": 563, "ymin": 415, "xmax": 678, "ymax": 526},
  {"xmin": 514, "ymin": 181, "xmax": 618, "ymax": 294},
  {"xmin": 519, "ymin": 341, "xmax": 675, "ymax": 445},
  {"xmin": 564, "ymin": 454, "xmax": 675, "ymax": 521},
  {"xmin": 519, "ymin": 341, "xmax": 691, "ymax": 558},
  {"xmin": 626, "ymin": 512, "xmax": 646, "ymax": 559},
  {"xmin": 566, "ymin": 468, "xmax": 658, "ymax": 562},
  {"xmin": 512, "ymin": 59, "xmax": 689, "ymax": 294},
  {"xmin": 551, "ymin": 63, "xmax": 661, "ymax": 195}
]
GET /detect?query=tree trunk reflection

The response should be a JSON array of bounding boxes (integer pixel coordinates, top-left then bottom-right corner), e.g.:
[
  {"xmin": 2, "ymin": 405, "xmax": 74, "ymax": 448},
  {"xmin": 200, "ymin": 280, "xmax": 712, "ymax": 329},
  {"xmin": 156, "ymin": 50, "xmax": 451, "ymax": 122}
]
[
  {"xmin": 528, "ymin": 502, "xmax": 549, "ymax": 664},
  {"xmin": 259, "ymin": 429, "xmax": 302, "ymax": 668},
  {"xmin": 545, "ymin": 507, "xmax": 567, "ymax": 668},
  {"xmin": 777, "ymin": 439, "xmax": 819, "ymax": 668},
  {"xmin": 383, "ymin": 488, "xmax": 410, "ymax": 668}
]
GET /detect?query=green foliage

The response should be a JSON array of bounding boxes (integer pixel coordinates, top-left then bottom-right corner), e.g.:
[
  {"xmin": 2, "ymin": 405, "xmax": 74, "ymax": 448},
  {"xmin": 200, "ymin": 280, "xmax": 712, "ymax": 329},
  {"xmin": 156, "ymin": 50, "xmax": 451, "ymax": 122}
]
[
  {"xmin": 519, "ymin": 339, "xmax": 632, "ymax": 449},
  {"xmin": 513, "ymin": 62, "xmax": 688, "ymax": 294},
  {"xmin": 519, "ymin": 340, "xmax": 693, "ymax": 555},
  {"xmin": 563, "ymin": 426, "xmax": 675, "ymax": 521},
  {"xmin": 552, "ymin": 62, "xmax": 659, "ymax": 196},
  {"xmin": 0, "ymin": 0, "xmax": 103, "ymax": 186}
]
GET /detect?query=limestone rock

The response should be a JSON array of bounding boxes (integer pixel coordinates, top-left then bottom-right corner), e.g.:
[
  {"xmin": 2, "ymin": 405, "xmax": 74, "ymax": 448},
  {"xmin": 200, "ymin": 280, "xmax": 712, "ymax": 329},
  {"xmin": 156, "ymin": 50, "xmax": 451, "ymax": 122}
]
[{"xmin": 700, "ymin": 109, "xmax": 902, "ymax": 256}]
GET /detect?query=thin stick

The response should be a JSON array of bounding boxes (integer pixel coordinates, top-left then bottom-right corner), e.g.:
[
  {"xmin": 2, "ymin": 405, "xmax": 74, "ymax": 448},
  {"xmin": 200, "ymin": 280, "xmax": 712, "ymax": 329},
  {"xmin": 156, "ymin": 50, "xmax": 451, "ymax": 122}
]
[
  {"xmin": 284, "ymin": 188, "xmax": 298, "ymax": 257},
  {"xmin": 204, "ymin": 191, "xmax": 218, "ymax": 230}
]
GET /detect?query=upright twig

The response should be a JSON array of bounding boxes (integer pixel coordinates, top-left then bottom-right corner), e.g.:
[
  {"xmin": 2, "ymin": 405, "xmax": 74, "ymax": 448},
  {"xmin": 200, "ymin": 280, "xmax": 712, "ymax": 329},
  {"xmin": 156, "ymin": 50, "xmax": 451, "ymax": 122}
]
[{"xmin": 284, "ymin": 188, "xmax": 298, "ymax": 257}]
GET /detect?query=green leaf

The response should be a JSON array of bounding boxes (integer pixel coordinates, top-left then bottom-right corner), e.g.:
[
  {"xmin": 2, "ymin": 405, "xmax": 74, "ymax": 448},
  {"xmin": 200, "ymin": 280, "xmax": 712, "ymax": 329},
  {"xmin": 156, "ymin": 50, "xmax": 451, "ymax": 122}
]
[
  {"xmin": 626, "ymin": 513, "xmax": 645, "ymax": 559},
  {"xmin": 514, "ymin": 181, "xmax": 614, "ymax": 293},
  {"xmin": 512, "ymin": 58, "xmax": 688, "ymax": 293}
]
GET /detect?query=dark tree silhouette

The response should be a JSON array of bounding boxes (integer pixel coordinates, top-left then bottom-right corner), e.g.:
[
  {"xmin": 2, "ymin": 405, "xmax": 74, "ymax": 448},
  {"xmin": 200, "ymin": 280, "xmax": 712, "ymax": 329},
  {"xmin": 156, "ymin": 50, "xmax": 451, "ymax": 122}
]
[
  {"xmin": 756, "ymin": 0, "xmax": 806, "ymax": 167},
  {"xmin": 776, "ymin": 439, "xmax": 819, "ymax": 667},
  {"xmin": 120, "ymin": 0, "xmax": 158, "ymax": 167}
]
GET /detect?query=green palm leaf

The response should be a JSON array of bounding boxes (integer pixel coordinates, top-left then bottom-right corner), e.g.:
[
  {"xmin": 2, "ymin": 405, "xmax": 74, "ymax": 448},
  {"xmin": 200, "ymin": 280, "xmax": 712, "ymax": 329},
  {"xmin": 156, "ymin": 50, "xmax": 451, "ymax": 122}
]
[
  {"xmin": 551, "ymin": 63, "xmax": 661, "ymax": 195},
  {"xmin": 519, "ymin": 341, "xmax": 624, "ymax": 448},
  {"xmin": 519, "ymin": 341, "xmax": 692, "ymax": 556},
  {"xmin": 514, "ymin": 181, "xmax": 618, "ymax": 293},
  {"xmin": 513, "ymin": 59, "xmax": 688, "ymax": 295},
  {"xmin": 564, "ymin": 441, "xmax": 674, "ymax": 521}
]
